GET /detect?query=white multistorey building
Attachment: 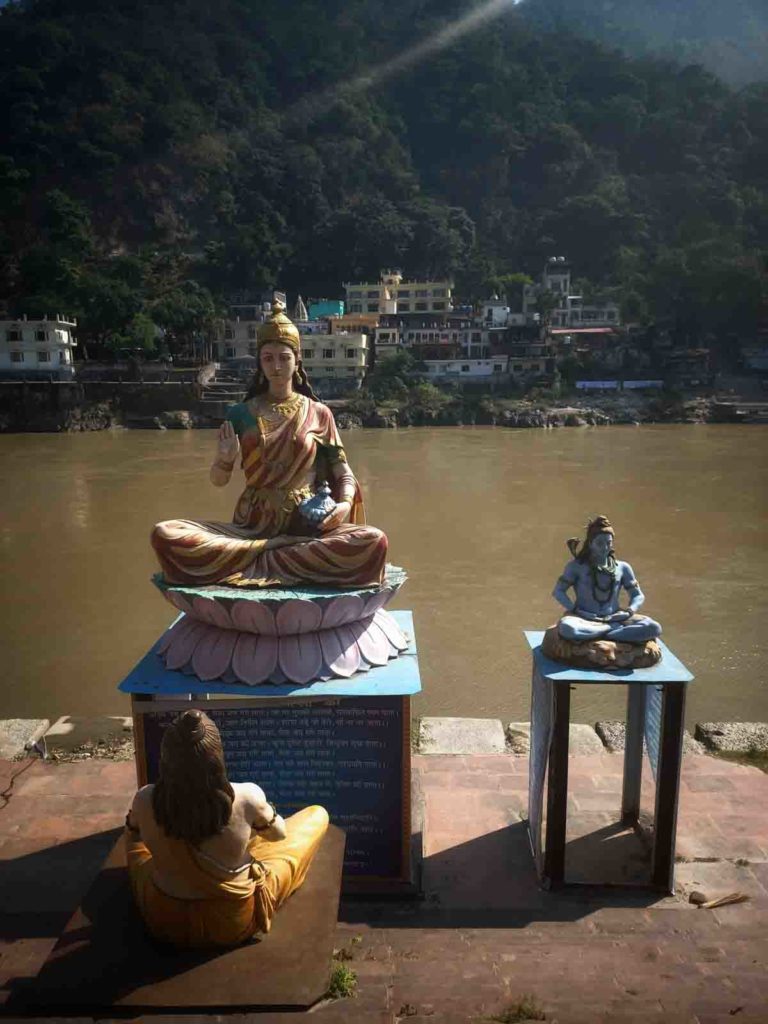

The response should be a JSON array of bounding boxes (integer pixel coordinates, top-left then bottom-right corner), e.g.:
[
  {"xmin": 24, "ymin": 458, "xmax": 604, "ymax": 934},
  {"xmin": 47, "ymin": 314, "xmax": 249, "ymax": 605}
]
[
  {"xmin": 373, "ymin": 324, "xmax": 403, "ymax": 353},
  {"xmin": 217, "ymin": 294, "xmax": 289, "ymax": 360},
  {"xmin": 344, "ymin": 270, "xmax": 453, "ymax": 316},
  {"xmin": 522, "ymin": 257, "xmax": 621, "ymax": 328},
  {"xmin": 0, "ymin": 315, "xmax": 77, "ymax": 378},
  {"xmin": 301, "ymin": 333, "xmax": 368, "ymax": 394},
  {"xmin": 481, "ymin": 297, "xmax": 511, "ymax": 326},
  {"xmin": 218, "ymin": 302, "xmax": 270, "ymax": 359}
]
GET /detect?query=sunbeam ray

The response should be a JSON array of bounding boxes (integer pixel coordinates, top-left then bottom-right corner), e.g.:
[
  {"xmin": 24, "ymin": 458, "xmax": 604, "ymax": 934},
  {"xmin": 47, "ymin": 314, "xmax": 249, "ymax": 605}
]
[{"xmin": 284, "ymin": 0, "xmax": 521, "ymax": 123}]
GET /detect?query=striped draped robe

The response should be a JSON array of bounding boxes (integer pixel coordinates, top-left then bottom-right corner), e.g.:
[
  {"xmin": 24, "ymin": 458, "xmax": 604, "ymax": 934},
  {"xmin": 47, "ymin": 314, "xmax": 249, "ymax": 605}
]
[{"xmin": 151, "ymin": 397, "xmax": 387, "ymax": 588}]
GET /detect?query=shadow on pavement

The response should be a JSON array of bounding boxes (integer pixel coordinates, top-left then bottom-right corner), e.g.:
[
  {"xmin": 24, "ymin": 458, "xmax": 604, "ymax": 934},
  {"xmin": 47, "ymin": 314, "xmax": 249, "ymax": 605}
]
[{"xmin": 340, "ymin": 820, "xmax": 661, "ymax": 928}]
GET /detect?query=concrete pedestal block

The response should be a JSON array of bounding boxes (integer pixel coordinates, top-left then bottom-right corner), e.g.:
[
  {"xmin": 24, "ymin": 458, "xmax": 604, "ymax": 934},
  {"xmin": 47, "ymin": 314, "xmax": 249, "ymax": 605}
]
[{"xmin": 10, "ymin": 826, "xmax": 346, "ymax": 1013}]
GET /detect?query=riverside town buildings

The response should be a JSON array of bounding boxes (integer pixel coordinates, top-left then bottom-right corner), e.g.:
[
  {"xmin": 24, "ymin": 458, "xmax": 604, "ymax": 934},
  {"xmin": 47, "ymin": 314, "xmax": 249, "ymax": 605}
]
[
  {"xmin": 216, "ymin": 292, "xmax": 289, "ymax": 360},
  {"xmin": 300, "ymin": 332, "xmax": 368, "ymax": 389},
  {"xmin": 344, "ymin": 270, "xmax": 453, "ymax": 316},
  {"xmin": 215, "ymin": 297, "xmax": 368, "ymax": 397},
  {"xmin": 214, "ymin": 258, "xmax": 623, "ymax": 394},
  {"xmin": 0, "ymin": 315, "xmax": 77, "ymax": 379},
  {"xmin": 523, "ymin": 256, "xmax": 621, "ymax": 329}
]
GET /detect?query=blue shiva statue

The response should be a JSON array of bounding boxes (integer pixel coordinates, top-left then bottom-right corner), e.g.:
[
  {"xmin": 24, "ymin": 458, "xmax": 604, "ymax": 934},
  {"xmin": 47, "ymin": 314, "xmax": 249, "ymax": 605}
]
[{"xmin": 553, "ymin": 515, "xmax": 662, "ymax": 645}]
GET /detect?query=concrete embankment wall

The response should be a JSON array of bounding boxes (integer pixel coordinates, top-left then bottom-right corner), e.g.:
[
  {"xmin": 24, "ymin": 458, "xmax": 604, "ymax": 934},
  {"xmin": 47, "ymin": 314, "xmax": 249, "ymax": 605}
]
[
  {"xmin": 0, "ymin": 380, "xmax": 204, "ymax": 431},
  {"xmin": 0, "ymin": 379, "xmax": 751, "ymax": 432}
]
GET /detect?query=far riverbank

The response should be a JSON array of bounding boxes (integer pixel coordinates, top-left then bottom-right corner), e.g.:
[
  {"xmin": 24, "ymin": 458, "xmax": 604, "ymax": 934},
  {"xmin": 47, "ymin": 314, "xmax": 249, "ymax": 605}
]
[
  {"xmin": 334, "ymin": 392, "xmax": 756, "ymax": 429},
  {"xmin": 1, "ymin": 377, "xmax": 766, "ymax": 431}
]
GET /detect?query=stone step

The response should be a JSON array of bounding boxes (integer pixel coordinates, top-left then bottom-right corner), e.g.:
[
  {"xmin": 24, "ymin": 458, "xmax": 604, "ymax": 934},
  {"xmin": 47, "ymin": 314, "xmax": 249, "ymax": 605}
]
[
  {"xmin": 0, "ymin": 718, "xmax": 49, "ymax": 759},
  {"xmin": 419, "ymin": 717, "xmax": 507, "ymax": 755},
  {"xmin": 506, "ymin": 720, "xmax": 605, "ymax": 755}
]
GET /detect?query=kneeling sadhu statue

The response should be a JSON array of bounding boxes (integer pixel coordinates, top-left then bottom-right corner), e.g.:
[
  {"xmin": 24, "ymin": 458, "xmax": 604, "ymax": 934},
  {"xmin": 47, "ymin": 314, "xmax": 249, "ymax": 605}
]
[{"xmin": 125, "ymin": 710, "xmax": 328, "ymax": 948}]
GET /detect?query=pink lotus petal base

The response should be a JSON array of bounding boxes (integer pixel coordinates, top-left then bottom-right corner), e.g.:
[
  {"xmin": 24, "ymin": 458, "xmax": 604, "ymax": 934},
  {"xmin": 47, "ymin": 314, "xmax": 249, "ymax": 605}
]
[{"xmin": 158, "ymin": 608, "xmax": 409, "ymax": 686}]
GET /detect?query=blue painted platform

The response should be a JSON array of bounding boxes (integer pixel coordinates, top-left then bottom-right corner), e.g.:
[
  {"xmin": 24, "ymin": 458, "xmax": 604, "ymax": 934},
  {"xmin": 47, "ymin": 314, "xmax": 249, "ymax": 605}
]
[
  {"xmin": 524, "ymin": 630, "xmax": 694, "ymax": 684},
  {"xmin": 119, "ymin": 611, "xmax": 420, "ymax": 698}
]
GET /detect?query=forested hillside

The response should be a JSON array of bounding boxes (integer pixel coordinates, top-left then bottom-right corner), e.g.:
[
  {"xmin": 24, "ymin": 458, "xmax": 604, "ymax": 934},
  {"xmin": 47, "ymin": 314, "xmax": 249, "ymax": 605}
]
[{"xmin": 0, "ymin": 0, "xmax": 766, "ymax": 351}]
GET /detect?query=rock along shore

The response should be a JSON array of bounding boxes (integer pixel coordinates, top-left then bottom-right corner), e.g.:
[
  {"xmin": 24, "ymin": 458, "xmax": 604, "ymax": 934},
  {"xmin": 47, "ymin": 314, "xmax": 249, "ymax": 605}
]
[{"xmin": 336, "ymin": 393, "xmax": 721, "ymax": 430}]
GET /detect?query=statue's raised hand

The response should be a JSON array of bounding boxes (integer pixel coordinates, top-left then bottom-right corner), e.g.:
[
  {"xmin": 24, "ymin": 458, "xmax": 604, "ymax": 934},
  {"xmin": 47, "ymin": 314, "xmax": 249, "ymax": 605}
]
[{"xmin": 217, "ymin": 420, "xmax": 240, "ymax": 463}]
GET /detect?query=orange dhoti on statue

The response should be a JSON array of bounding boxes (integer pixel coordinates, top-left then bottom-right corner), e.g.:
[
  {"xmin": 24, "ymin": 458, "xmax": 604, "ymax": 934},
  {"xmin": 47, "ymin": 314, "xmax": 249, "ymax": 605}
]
[
  {"xmin": 151, "ymin": 396, "xmax": 387, "ymax": 589},
  {"xmin": 126, "ymin": 806, "xmax": 329, "ymax": 949}
]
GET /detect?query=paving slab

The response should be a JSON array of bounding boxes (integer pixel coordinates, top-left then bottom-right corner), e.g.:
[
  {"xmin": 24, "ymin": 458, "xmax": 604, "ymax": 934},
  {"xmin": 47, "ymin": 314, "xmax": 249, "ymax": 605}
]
[
  {"xmin": 419, "ymin": 717, "xmax": 506, "ymax": 754},
  {"xmin": 1, "ymin": 749, "xmax": 767, "ymax": 1023}
]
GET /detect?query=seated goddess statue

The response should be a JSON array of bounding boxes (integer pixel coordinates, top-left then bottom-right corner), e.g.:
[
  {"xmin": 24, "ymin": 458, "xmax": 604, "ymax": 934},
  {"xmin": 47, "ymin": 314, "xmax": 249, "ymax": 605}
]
[
  {"xmin": 125, "ymin": 709, "xmax": 329, "ymax": 948},
  {"xmin": 543, "ymin": 515, "xmax": 662, "ymax": 668},
  {"xmin": 151, "ymin": 300, "xmax": 387, "ymax": 589}
]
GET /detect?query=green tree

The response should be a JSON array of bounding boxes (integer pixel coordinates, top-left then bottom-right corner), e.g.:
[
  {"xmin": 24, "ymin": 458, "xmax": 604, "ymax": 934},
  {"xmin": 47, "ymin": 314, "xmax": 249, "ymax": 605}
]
[
  {"xmin": 494, "ymin": 272, "xmax": 533, "ymax": 309},
  {"xmin": 408, "ymin": 381, "xmax": 451, "ymax": 413},
  {"xmin": 366, "ymin": 349, "xmax": 417, "ymax": 401},
  {"xmin": 127, "ymin": 312, "xmax": 158, "ymax": 351}
]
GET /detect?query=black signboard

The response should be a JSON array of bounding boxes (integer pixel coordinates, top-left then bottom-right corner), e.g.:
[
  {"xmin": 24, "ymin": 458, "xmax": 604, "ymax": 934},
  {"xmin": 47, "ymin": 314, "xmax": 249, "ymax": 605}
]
[{"xmin": 136, "ymin": 696, "xmax": 409, "ymax": 881}]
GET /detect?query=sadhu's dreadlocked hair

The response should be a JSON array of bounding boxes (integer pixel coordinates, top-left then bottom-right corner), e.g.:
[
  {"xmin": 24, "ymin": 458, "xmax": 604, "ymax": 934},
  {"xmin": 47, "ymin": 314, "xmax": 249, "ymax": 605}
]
[
  {"xmin": 152, "ymin": 710, "xmax": 235, "ymax": 843},
  {"xmin": 566, "ymin": 514, "xmax": 615, "ymax": 562}
]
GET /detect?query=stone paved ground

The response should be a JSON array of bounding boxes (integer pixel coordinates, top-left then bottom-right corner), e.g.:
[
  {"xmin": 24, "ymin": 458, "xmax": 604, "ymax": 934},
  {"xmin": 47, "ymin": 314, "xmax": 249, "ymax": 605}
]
[{"xmin": 1, "ymin": 751, "xmax": 767, "ymax": 1023}]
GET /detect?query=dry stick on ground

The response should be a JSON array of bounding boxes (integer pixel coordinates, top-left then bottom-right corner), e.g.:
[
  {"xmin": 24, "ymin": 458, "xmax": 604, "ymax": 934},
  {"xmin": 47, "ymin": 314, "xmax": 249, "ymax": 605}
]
[
  {"xmin": 700, "ymin": 892, "xmax": 750, "ymax": 909},
  {"xmin": 690, "ymin": 890, "xmax": 750, "ymax": 909}
]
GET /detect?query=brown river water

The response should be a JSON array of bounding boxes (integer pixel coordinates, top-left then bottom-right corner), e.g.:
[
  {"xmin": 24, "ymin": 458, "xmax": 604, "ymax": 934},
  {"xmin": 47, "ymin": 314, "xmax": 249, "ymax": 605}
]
[{"xmin": 1, "ymin": 425, "xmax": 766, "ymax": 727}]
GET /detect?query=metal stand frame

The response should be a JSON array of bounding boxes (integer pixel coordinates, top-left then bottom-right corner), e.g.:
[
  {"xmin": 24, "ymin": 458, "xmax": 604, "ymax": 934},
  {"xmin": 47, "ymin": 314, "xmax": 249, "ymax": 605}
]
[{"xmin": 525, "ymin": 633, "xmax": 693, "ymax": 895}]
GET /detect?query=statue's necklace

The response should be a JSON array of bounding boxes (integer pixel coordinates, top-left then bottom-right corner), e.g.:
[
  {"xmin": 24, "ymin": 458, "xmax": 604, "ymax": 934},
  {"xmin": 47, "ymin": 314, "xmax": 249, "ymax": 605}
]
[
  {"xmin": 265, "ymin": 392, "xmax": 302, "ymax": 419},
  {"xmin": 590, "ymin": 556, "xmax": 618, "ymax": 604},
  {"xmin": 252, "ymin": 392, "xmax": 301, "ymax": 424}
]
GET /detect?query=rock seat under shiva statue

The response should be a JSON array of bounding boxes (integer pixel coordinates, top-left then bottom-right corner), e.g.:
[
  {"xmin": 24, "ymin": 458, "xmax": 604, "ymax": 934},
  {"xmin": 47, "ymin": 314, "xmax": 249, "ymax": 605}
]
[
  {"xmin": 541, "ymin": 628, "xmax": 661, "ymax": 670},
  {"xmin": 154, "ymin": 565, "xmax": 409, "ymax": 686},
  {"xmin": 542, "ymin": 514, "xmax": 662, "ymax": 671}
]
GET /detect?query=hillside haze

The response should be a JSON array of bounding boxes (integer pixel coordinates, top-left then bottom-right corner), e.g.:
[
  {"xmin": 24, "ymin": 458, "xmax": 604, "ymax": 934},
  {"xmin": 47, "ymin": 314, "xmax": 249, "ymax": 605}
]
[{"xmin": 520, "ymin": 0, "xmax": 768, "ymax": 87}]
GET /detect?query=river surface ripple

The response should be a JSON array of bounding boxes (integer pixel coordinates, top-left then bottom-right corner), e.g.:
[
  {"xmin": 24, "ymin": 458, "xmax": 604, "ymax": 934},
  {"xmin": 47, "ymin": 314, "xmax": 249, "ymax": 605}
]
[{"xmin": 1, "ymin": 425, "xmax": 766, "ymax": 726}]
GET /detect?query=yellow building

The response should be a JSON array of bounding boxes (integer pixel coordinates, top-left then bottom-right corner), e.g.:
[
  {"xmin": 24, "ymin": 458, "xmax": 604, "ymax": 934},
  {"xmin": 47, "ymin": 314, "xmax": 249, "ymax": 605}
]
[
  {"xmin": 327, "ymin": 313, "xmax": 380, "ymax": 334},
  {"xmin": 344, "ymin": 270, "xmax": 453, "ymax": 316},
  {"xmin": 301, "ymin": 333, "xmax": 369, "ymax": 394}
]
